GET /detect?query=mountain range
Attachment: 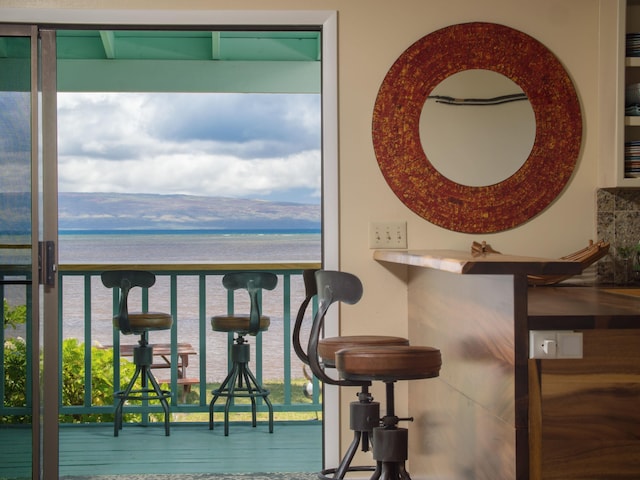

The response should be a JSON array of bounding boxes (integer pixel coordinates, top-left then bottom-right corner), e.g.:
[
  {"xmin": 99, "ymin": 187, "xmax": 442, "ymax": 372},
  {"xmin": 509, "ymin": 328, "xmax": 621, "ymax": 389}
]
[{"xmin": 58, "ymin": 192, "xmax": 320, "ymax": 231}]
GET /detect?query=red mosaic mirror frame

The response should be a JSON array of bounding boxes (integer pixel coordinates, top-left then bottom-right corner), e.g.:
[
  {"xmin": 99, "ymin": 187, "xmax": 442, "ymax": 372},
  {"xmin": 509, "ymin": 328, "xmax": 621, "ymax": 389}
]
[{"xmin": 372, "ymin": 22, "xmax": 582, "ymax": 233}]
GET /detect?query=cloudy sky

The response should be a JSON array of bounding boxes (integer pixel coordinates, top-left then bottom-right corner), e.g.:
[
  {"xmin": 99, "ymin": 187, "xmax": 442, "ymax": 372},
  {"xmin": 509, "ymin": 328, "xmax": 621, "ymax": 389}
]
[{"xmin": 57, "ymin": 92, "xmax": 322, "ymax": 205}]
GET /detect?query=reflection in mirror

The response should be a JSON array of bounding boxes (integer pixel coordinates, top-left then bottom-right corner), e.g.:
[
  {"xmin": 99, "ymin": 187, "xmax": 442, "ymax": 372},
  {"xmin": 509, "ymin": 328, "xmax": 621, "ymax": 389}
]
[{"xmin": 419, "ymin": 70, "xmax": 535, "ymax": 187}]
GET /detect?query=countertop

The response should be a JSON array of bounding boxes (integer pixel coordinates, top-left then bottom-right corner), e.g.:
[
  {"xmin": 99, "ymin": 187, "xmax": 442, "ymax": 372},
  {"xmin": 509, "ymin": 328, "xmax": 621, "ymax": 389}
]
[
  {"xmin": 528, "ymin": 285, "xmax": 640, "ymax": 329},
  {"xmin": 374, "ymin": 249, "xmax": 583, "ymax": 276}
]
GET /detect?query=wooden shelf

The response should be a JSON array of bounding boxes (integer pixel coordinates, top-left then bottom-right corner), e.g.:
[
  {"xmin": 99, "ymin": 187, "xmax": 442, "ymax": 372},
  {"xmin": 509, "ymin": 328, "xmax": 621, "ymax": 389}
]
[
  {"xmin": 617, "ymin": 1, "xmax": 640, "ymax": 186},
  {"xmin": 626, "ymin": 57, "xmax": 640, "ymax": 67}
]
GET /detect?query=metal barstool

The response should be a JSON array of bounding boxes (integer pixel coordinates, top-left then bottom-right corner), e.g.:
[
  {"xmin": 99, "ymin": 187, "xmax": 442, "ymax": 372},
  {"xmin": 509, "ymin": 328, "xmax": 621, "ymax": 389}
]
[
  {"xmin": 101, "ymin": 270, "xmax": 173, "ymax": 437},
  {"xmin": 293, "ymin": 269, "xmax": 411, "ymax": 479},
  {"xmin": 335, "ymin": 345, "xmax": 442, "ymax": 479},
  {"xmin": 209, "ymin": 271, "xmax": 277, "ymax": 436}
]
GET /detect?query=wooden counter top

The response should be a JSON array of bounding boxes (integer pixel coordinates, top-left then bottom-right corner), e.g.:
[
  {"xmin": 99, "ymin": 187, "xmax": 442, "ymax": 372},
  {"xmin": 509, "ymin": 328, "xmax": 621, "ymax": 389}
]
[
  {"xmin": 374, "ymin": 249, "xmax": 582, "ymax": 276},
  {"xmin": 528, "ymin": 286, "xmax": 640, "ymax": 329}
]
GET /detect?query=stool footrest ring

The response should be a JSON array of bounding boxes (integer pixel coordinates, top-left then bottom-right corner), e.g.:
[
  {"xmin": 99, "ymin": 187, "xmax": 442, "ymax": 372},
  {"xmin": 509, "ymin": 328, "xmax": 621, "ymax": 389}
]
[
  {"xmin": 114, "ymin": 388, "xmax": 171, "ymax": 402},
  {"xmin": 319, "ymin": 465, "xmax": 376, "ymax": 480}
]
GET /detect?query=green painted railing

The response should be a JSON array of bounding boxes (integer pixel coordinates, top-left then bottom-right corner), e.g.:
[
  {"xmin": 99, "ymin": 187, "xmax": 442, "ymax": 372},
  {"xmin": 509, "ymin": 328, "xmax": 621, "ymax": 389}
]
[
  {"xmin": 0, "ymin": 265, "xmax": 34, "ymax": 421},
  {"xmin": 57, "ymin": 262, "xmax": 321, "ymax": 424}
]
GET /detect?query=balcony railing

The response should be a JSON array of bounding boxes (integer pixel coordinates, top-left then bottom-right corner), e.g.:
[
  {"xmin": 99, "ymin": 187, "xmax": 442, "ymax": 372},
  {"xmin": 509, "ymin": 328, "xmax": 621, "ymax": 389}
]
[{"xmin": 56, "ymin": 262, "xmax": 321, "ymax": 424}]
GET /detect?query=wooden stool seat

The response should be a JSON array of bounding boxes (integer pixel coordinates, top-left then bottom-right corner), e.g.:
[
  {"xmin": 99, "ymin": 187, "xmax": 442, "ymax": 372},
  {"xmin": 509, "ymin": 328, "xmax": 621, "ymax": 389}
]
[
  {"xmin": 211, "ymin": 314, "xmax": 270, "ymax": 334},
  {"xmin": 319, "ymin": 335, "xmax": 409, "ymax": 367},
  {"xmin": 114, "ymin": 312, "xmax": 172, "ymax": 334},
  {"xmin": 336, "ymin": 345, "xmax": 442, "ymax": 382}
]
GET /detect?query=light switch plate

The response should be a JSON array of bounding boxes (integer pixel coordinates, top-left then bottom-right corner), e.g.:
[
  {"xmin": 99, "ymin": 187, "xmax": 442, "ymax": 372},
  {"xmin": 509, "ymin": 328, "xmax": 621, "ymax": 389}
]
[{"xmin": 369, "ymin": 221, "xmax": 407, "ymax": 249}]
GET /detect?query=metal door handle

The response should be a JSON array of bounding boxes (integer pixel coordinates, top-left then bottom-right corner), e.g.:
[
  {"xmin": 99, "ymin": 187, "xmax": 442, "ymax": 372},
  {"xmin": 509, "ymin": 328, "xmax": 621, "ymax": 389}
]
[{"xmin": 38, "ymin": 240, "xmax": 56, "ymax": 286}]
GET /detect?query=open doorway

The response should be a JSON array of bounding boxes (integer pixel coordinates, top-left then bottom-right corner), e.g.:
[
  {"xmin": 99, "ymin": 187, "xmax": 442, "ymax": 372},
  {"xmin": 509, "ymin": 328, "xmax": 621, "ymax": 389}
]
[
  {"xmin": 0, "ymin": 8, "xmax": 338, "ymax": 474},
  {"xmin": 53, "ymin": 28, "xmax": 324, "ymax": 476}
]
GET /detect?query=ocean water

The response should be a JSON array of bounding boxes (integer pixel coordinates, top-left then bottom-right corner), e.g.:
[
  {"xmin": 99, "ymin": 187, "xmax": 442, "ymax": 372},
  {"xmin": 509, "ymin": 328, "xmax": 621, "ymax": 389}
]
[
  {"xmin": 58, "ymin": 229, "xmax": 321, "ymax": 263},
  {"xmin": 57, "ymin": 230, "xmax": 321, "ymax": 382}
]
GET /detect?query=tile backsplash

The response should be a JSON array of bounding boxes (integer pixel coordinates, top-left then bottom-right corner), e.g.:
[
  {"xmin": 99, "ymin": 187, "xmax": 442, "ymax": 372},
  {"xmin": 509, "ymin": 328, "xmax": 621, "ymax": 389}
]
[{"xmin": 597, "ymin": 188, "xmax": 640, "ymax": 284}]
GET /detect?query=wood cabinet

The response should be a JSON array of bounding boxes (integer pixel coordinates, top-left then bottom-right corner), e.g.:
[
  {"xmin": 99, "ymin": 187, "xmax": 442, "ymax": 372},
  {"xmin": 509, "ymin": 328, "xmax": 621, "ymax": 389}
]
[
  {"xmin": 528, "ymin": 287, "xmax": 640, "ymax": 479},
  {"xmin": 529, "ymin": 330, "xmax": 640, "ymax": 479}
]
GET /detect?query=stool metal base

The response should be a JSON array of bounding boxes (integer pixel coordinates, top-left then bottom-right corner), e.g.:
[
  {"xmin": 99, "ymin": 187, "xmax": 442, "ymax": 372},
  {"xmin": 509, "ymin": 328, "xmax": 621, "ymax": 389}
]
[
  {"xmin": 114, "ymin": 342, "xmax": 171, "ymax": 437},
  {"xmin": 209, "ymin": 340, "xmax": 274, "ymax": 436},
  {"xmin": 370, "ymin": 426, "xmax": 411, "ymax": 480},
  {"xmin": 318, "ymin": 389, "xmax": 380, "ymax": 480}
]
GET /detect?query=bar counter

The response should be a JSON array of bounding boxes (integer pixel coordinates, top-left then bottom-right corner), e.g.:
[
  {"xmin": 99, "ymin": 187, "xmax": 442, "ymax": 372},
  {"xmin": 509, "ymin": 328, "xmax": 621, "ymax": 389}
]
[{"xmin": 375, "ymin": 249, "xmax": 640, "ymax": 480}]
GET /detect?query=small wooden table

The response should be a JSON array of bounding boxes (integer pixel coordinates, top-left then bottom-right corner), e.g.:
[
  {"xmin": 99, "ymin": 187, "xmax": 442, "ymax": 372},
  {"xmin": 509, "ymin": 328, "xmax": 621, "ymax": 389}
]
[{"xmin": 113, "ymin": 342, "xmax": 199, "ymax": 400}]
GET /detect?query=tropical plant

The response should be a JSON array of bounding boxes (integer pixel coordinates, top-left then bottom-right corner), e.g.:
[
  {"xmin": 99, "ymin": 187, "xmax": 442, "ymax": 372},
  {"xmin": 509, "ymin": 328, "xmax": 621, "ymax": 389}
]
[
  {"xmin": 3, "ymin": 299, "xmax": 27, "ymax": 329},
  {"xmin": 2, "ymin": 336, "xmax": 29, "ymax": 423},
  {"xmin": 2, "ymin": 299, "xmax": 29, "ymax": 423}
]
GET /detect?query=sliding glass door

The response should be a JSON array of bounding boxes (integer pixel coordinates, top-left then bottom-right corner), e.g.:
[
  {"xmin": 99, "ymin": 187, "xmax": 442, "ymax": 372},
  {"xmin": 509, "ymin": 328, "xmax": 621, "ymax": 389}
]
[{"xmin": 0, "ymin": 25, "xmax": 41, "ymax": 480}]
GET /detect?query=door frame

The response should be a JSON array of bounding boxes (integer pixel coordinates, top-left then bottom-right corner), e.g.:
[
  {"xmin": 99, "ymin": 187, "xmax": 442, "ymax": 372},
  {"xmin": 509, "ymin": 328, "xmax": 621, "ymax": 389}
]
[
  {"xmin": 40, "ymin": 28, "xmax": 60, "ymax": 480},
  {"xmin": 1, "ymin": 8, "xmax": 340, "ymax": 477}
]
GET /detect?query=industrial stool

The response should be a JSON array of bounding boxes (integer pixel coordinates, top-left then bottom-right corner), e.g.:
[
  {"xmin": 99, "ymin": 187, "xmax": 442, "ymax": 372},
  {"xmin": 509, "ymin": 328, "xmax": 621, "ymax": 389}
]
[
  {"xmin": 101, "ymin": 270, "xmax": 173, "ymax": 437},
  {"xmin": 209, "ymin": 271, "xmax": 277, "ymax": 436},
  {"xmin": 335, "ymin": 345, "xmax": 442, "ymax": 479},
  {"xmin": 293, "ymin": 269, "xmax": 410, "ymax": 479}
]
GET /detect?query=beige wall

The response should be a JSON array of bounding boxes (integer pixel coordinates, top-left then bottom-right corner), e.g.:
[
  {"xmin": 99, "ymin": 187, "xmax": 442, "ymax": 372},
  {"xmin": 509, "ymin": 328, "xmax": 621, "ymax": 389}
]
[{"xmin": 1, "ymin": 0, "xmax": 606, "ymax": 474}]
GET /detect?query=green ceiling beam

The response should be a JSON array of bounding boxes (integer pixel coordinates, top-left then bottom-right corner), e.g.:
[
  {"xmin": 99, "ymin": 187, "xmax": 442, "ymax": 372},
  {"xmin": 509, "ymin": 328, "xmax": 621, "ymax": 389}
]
[
  {"xmin": 98, "ymin": 31, "xmax": 116, "ymax": 59},
  {"xmin": 56, "ymin": 59, "xmax": 320, "ymax": 93},
  {"xmin": 0, "ymin": 58, "xmax": 30, "ymax": 91},
  {"xmin": 211, "ymin": 32, "xmax": 221, "ymax": 60}
]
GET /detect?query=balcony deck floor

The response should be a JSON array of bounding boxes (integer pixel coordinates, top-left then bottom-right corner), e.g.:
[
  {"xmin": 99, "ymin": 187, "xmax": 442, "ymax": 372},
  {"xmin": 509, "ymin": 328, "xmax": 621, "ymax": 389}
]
[{"xmin": 1, "ymin": 421, "xmax": 322, "ymax": 478}]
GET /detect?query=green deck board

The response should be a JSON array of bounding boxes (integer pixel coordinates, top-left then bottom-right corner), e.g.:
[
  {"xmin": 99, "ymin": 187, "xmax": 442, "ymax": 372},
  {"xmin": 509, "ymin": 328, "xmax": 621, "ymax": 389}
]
[{"xmin": 0, "ymin": 421, "xmax": 322, "ymax": 477}]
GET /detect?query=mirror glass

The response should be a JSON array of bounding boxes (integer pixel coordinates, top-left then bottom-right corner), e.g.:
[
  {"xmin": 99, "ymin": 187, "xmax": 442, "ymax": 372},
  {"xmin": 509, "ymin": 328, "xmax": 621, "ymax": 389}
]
[{"xmin": 419, "ymin": 70, "xmax": 535, "ymax": 187}]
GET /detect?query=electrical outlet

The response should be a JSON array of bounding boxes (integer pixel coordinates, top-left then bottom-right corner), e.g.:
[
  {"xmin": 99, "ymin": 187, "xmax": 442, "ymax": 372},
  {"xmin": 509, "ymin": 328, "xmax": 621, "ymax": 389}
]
[
  {"xmin": 529, "ymin": 330, "xmax": 583, "ymax": 359},
  {"xmin": 369, "ymin": 221, "xmax": 407, "ymax": 249}
]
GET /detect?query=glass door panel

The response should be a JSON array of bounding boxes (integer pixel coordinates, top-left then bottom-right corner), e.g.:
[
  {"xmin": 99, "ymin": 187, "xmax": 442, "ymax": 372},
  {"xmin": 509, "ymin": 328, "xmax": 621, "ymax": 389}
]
[{"xmin": 0, "ymin": 29, "xmax": 37, "ymax": 480}]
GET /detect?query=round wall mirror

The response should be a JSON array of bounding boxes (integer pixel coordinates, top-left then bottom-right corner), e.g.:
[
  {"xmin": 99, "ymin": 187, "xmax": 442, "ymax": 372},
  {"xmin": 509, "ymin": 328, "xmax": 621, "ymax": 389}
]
[
  {"xmin": 419, "ymin": 70, "xmax": 535, "ymax": 187},
  {"xmin": 372, "ymin": 22, "xmax": 582, "ymax": 233}
]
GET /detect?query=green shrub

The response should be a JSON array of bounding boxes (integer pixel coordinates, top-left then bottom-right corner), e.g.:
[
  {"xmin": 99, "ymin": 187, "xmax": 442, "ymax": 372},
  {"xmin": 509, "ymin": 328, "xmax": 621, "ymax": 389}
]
[
  {"xmin": 3, "ymin": 299, "xmax": 29, "ymax": 423},
  {"xmin": 59, "ymin": 338, "xmax": 162, "ymax": 424},
  {"xmin": 3, "ymin": 299, "xmax": 26, "ymax": 329},
  {"xmin": 3, "ymin": 317, "xmax": 145, "ymax": 424},
  {"xmin": 61, "ymin": 338, "xmax": 124, "ymax": 423},
  {"xmin": 2, "ymin": 337, "xmax": 29, "ymax": 423}
]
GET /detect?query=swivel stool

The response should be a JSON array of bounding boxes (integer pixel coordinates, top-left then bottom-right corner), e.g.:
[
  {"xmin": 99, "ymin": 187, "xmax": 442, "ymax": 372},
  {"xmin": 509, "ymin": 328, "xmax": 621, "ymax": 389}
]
[
  {"xmin": 209, "ymin": 271, "xmax": 277, "ymax": 436},
  {"xmin": 336, "ymin": 345, "xmax": 441, "ymax": 479},
  {"xmin": 293, "ymin": 269, "xmax": 409, "ymax": 479},
  {"xmin": 101, "ymin": 270, "xmax": 173, "ymax": 437}
]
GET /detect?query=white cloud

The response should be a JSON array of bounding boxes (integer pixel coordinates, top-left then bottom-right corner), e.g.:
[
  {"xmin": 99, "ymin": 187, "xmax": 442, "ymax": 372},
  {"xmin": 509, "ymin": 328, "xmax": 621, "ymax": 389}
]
[{"xmin": 57, "ymin": 92, "xmax": 321, "ymax": 203}]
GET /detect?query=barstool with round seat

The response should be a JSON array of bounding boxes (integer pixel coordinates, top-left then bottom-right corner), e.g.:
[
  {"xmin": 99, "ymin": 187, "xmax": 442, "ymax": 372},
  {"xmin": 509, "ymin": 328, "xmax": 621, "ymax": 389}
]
[
  {"xmin": 307, "ymin": 270, "xmax": 441, "ymax": 480},
  {"xmin": 293, "ymin": 269, "xmax": 410, "ymax": 479},
  {"xmin": 209, "ymin": 271, "xmax": 277, "ymax": 436},
  {"xmin": 335, "ymin": 345, "xmax": 442, "ymax": 479},
  {"xmin": 101, "ymin": 270, "xmax": 174, "ymax": 437}
]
